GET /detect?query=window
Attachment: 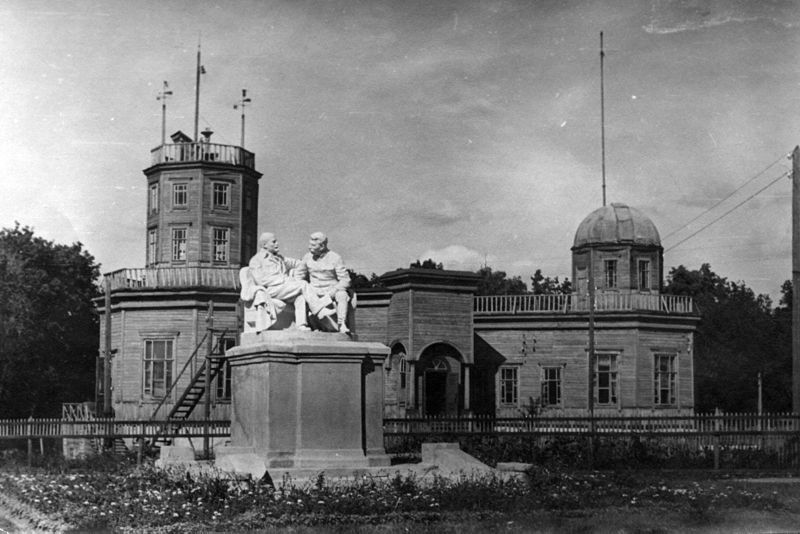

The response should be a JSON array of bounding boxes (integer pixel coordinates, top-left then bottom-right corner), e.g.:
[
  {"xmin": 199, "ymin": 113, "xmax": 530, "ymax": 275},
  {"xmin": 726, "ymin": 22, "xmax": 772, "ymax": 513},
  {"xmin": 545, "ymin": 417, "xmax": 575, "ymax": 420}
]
[
  {"xmin": 594, "ymin": 353, "xmax": 618, "ymax": 405},
  {"xmin": 213, "ymin": 228, "xmax": 229, "ymax": 262},
  {"xmin": 654, "ymin": 353, "xmax": 677, "ymax": 405},
  {"xmin": 172, "ymin": 183, "xmax": 188, "ymax": 208},
  {"xmin": 499, "ymin": 366, "xmax": 518, "ymax": 406},
  {"xmin": 244, "ymin": 187, "xmax": 253, "ymax": 212},
  {"xmin": 399, "ymin": 356, "xmax": 410, "ymax": 390},
  {"xmin": 213, "ymin": 183, "xmax": 230, "ymax": 209},
  {"xmin": 215, "ymin": 337, "xmax": 236, "ymax": 400},
  {"xmin": 148, "ymin": 183, "xmax": 159, "ymax": 214},
  {"xmin": 143, "ymin": 339, "xmax": 174, "ymax": 398},
  {"xmin": 638, "ymin": 259, "xmax": 651, "ymax": 290},
  {"xmin": 604, "ymin": 259, "xmax": 618, "ymax": 288},
  {"xmin": 541, "ymin": 367, "xmax": 562, "ymax": 407},
  {"xmin": 171, "ymin": 228, "xmax": 187, "ymax": 261},
  {"xmin": 147, "ymin": 229, "xmax": 158, "ymax": 265}
]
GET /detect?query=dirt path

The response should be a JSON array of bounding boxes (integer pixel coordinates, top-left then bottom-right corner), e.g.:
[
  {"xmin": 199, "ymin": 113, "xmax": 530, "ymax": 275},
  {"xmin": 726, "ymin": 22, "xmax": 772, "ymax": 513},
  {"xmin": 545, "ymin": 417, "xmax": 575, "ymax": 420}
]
[{"xmin": 0, "ymin": 491, "xmax": 68, "ymax": 533}]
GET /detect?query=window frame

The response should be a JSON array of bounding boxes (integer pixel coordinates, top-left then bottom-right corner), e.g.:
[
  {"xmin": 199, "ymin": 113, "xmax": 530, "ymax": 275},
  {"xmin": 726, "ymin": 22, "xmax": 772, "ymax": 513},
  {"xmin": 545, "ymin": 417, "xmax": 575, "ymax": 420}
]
[
  {"xmin": 540, "ymin": 366, "xmax": 562, "ymax": 407},
  {"xmin": 212, "ymin": 182, "xmax": 230, "ymax": 210},
  {"xmin": 147, "ymin": 228, "xmax": 158, "ymax": 265},
  {"xmin": 148, "ymin": 182, "xmax": 159, "ymax": 214},
  {"xmin": 142, "ymin": 338, "xmax": 175, "ymax": 399},
  {"xmin": 172, "ymin": 182, "xmax": 188, "ymax": 209},
  {"xmin": 638, "ymin": 259, "xmax": 651, "ymax": 291},
  {"xmin": 498, "ymin": 365, "xmax": 519, "ymax": 407},
  {"xmin": 604, "ymin": 259, "xmax": 618, "ymax": 289},
  {"xmin": 171, "ymin": 227, "xmax": 187, "ymax": 262},
  {"xmin": 212, "ymin": 227, "xmax": 230, "ymax": 263},
  {"xmin": 653, "ymin": 353, "xmax": 677, "ymax": 406},
  {"xmin": 594, "ymin": 352, "xmax": 619, "ymax": 406},
  {"xmin": 214, "ymin": 337, "xmax": 236, "ymax": 401}
]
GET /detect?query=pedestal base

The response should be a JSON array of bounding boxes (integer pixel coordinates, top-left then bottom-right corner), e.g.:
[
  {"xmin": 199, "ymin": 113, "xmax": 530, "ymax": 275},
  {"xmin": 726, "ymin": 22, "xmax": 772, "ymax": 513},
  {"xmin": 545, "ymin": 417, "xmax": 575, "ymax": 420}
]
[{"xmin": 225, "ymin": 331, "xmax": 390, "ymax": 469}]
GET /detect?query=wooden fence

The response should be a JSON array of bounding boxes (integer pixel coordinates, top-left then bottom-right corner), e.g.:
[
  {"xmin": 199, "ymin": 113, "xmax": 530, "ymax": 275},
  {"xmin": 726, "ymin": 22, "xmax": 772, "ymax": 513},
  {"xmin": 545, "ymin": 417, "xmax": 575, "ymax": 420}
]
[{"xmin": 0, "ymin": 418, "xmax": 231, "ymax": 440}]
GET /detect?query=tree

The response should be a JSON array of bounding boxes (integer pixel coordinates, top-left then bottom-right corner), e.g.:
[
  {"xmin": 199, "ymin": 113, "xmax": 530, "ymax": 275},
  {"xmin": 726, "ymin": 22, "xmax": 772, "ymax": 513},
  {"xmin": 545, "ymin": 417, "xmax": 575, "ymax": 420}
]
[
  {"xmin": 475, "ymin": 266, "xmax": 528, "ymax": 296},
  {"xmin": 347, "ymin": 268, "xmax": 384, "ymax": 290},
  {"xmin": 0, "ymin": 224, "xmax": 100, "ymax": 418},
  {"xmin": 530, "ymin": 269, "xmax": 572, "ymax": 295},
  {"xmin": 409, "ymin": 258, "xmax": 443, "ymax": 270},
  {"xmin": 664, "ymin": 264, "xmax": 790, "ymax": 413}
]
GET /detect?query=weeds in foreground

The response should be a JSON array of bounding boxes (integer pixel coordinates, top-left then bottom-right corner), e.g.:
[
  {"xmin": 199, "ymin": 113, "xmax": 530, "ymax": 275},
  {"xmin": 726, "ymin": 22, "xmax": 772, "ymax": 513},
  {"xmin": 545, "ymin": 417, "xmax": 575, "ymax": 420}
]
[{"xmin": 0, "ymin": 462, "xmax": 785, "ymax": 531}]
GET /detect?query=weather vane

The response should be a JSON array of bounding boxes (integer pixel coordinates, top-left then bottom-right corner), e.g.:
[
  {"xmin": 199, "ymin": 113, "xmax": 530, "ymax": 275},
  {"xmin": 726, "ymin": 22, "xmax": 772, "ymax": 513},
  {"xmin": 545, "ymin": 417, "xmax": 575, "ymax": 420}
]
[
  {"xmin": 234, "ymin": 89, "xmax": 252, "ymax": 148},
  {"xmin": 156, "ymin": 81, "xmax": 173, "ymax": 148}
]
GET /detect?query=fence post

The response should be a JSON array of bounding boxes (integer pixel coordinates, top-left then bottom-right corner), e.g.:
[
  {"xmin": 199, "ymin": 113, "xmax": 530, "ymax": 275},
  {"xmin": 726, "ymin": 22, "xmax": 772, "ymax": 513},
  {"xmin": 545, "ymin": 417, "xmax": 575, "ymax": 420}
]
[
  {"xmin": 27, "ymin": 416, "xmax": 33, "ymax": 466},
  {"xmin": 137, "ymin": 423, "xmax": 144, "ymax": 467},
  {"xmin": 713, "ymin": 408, "xmax": 721, "ymax": 470}
]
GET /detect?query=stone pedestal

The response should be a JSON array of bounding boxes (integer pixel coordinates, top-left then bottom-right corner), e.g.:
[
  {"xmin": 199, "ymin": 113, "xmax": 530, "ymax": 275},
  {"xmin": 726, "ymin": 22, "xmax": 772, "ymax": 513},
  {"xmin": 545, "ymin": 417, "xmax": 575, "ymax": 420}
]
[{"xmin": 222, "ymin": 331, "xmax": 390, "ymax": 469}]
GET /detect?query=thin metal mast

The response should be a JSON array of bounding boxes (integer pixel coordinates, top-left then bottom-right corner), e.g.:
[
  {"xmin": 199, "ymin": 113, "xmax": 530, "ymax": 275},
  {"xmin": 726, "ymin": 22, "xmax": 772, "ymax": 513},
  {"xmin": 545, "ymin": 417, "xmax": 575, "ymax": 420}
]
[
  {"xmin": 194, "ymin": 39, "xmax": 202, "ymax": 141},
  {"xmin": 156, "ymin": 81, "xmax": 172, "ymax": 147},
  {"xmin": 234, "ymin": 89, "xmax": 252, "ymax": 148},
  {"xmin": 600, "ymin": 31, "xmax": 606, "ymax": 207},
  {"xmin": 792, "ymin": 146, "xmax": 800, "ymax": 412}
]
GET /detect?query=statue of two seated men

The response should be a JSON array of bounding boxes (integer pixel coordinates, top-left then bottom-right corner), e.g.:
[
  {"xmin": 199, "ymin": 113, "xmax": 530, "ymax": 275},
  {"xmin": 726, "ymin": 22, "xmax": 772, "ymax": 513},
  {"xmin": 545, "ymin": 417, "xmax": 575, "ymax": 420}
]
[{"xmin": 240, "ymin": 231, "xmax": 353, "ymax": 334}]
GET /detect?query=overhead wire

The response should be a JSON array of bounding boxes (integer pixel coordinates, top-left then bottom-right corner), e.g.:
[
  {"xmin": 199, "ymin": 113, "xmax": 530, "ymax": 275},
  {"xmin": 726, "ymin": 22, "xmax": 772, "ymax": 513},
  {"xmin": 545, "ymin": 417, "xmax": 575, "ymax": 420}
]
[
  {"xmin": 661, "ymin": 152, "xmax": 790, "ymax": 241},
  {"xmin": 664, "ymin": 169, "xmax": 790, "ymax": 252}
]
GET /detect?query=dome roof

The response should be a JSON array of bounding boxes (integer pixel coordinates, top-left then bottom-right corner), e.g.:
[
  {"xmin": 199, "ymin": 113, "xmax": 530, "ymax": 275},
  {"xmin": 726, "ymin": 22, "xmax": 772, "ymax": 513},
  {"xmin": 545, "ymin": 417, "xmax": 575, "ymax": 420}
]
[{"xmin": 572, "ymin": 203, "xmax": 661, "ymax": 248}]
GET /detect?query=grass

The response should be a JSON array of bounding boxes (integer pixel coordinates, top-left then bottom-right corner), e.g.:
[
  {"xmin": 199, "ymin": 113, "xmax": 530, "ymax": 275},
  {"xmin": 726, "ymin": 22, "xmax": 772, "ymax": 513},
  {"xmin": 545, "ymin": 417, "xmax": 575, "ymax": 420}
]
[{"xmin": 1, "ymin": 451, "xmax": 800, "ymax": 532}]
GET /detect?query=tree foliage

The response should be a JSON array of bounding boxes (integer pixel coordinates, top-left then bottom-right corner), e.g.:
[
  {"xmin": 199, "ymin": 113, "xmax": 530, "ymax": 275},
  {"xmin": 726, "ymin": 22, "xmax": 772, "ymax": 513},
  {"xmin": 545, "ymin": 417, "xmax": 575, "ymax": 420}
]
[
  {"xmin": 530, "ymin": 269, "xmax": 572, "ymax": 295},
  {"xmin": 475, "ymin": 266, "xmax": 528, "ymax": 296},
  {"xmin": 409, "ymin": 258, "xmax": 443, "ymax": 270},
  {"xmin": 664, "ymin": 264, "xmax": 791, "ymax": 413},
  {"xmin": 0, "ymin": 224, "xmax": 100, "ymax": 417}
]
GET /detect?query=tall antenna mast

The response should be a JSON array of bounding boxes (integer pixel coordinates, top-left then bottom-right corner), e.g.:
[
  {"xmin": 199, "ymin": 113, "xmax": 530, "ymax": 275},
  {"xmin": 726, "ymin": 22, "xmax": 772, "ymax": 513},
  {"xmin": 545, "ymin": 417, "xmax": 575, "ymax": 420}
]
[
  {"xmin": 600, "ymin": 31, "xmax": 607, "ymax": 207},
  {"xmin": 156, "ymin": 81, "xmax": 173, "ymax": 147},
  {"xmin": 194, "ymin": 37, "xmax": 205, "ymax": 141},
  {"xmin": 234, "ymin": 89, "xmax": 252, "ymax": 148}
]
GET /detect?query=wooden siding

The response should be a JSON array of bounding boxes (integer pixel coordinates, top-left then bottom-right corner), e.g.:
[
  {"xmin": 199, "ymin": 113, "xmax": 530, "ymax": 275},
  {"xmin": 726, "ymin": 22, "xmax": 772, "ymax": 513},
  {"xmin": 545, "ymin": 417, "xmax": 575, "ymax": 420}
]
[
  {"xmin": 101, "ymin": 291, "xmax": 239, "ymax": 421},
  {"xmin": 475, "ymin": 323, "xmax": 694, "ymax": 417},
  {"xmin": 409, "ymin": 291, "xmax": 473, "ymax": 363}
]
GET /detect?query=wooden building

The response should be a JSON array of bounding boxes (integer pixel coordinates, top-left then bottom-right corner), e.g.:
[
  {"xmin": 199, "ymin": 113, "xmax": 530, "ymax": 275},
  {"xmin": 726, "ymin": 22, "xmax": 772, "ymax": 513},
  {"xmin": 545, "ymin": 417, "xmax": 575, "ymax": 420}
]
[
  {"xmin": 96, "ymin": 133, "xmax": 697, "ymax": 422},
  {"xmin": 96, "ymin": 130, "xmax": 260, "ymax": 421}
]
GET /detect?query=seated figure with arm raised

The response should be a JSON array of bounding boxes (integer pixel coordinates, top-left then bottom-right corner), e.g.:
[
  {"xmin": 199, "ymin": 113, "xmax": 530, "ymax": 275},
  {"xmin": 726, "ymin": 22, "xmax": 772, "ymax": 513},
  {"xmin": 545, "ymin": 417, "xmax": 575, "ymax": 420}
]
[{"xmin": 246, "ymin": 232, "xmax": 311, "ymax": 331}]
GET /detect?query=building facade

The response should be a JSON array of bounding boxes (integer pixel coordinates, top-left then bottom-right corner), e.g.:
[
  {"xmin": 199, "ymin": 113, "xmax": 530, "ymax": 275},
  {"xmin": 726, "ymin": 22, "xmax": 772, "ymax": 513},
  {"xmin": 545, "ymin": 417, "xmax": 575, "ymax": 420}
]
[{"xmin": 97, "ymin": 136, "xmax": 698, "ymax": 421}]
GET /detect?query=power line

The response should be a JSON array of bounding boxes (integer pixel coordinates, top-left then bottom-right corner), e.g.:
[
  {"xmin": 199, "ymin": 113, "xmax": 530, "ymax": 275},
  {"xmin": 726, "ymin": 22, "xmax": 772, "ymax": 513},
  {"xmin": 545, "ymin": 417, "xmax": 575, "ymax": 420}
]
[
  {"xmin": 665, "ymin": 170, "xmax": 789, "ymax": 252},
  {"xmin": 662, "ymin": 152, "xmax": 790, "ymax": 241}
]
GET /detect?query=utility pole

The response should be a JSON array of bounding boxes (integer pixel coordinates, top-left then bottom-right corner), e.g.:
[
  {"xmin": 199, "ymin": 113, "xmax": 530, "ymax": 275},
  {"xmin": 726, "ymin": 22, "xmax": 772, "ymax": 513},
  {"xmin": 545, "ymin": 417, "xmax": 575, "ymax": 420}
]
[
  {"xmin": 792, "ymin": 146, "xmax": 800, "ymax": 413},
  {"xmin": 587, "ymin": 253, "xmax": 596, "ymax": 467},
  {"xmin": 156, "ymin": 81, "xmax": 173, "ymax": 148},
  {"xmin": 234, "ymin": 89, "xmax": 252, "ymax": 148},
  {"xmin": 600, "ymin": 31, "xmax": 607, "ymax": 207}
]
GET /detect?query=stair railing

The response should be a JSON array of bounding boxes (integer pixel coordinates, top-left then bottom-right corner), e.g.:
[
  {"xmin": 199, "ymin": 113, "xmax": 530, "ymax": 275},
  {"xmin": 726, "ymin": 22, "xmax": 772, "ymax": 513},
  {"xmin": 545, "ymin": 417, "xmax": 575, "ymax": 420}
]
[{"xmin": 148, "ymin": 331, "xmax": 210, "ymax": 423}]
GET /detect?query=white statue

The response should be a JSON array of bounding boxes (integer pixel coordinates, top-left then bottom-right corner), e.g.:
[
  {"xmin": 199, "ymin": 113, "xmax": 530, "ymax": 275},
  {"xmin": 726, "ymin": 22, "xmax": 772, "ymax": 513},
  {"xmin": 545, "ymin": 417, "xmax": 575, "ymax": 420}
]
[
  {"xmin": 295, "ymin": 232, "xmax": 353, "ymax": 334},
  {"xmin": 241, "ymin": 232, "xmax": 329, "ymax": 332}
]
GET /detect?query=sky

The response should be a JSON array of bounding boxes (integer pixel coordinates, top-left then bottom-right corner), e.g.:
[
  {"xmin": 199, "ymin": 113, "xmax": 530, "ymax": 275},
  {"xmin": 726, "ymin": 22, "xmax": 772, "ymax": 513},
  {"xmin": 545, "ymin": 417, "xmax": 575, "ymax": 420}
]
[{"xmin": 2, "ymin": 0, "xmax": 800, "ymax": 300}]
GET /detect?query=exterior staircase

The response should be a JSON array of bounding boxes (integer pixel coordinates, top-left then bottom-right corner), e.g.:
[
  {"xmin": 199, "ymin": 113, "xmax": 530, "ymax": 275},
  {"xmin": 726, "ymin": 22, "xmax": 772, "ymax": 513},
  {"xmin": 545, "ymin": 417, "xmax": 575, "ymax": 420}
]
[{"xmin": 149, "ymin": 329, "xmax": 229, "ymax": 448}]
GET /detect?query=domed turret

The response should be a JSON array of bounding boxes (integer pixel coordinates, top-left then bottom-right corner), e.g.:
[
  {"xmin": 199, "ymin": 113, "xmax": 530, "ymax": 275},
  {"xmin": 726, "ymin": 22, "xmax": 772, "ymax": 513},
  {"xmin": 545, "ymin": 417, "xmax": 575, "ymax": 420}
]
[
  {"xmin": 573, "ymin": 203, "xmax": 661, "ymax": 249},
  {"xmin": 571, "ymin": 203, "xmax": 663, "ymax": 294}
]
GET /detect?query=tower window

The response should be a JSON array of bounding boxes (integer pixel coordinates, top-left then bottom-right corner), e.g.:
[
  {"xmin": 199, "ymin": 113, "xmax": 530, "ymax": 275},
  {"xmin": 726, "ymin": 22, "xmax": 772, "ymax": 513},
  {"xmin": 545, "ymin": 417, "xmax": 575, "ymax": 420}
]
[
  {"xmin": 213, "ymin": 183, "xmax": 230, "ymax": 209},
  {"xmin": 638, "ymin": 259, "xmax": 651, "ymax": 290},
  {"xmin": 541, "ymin": 366, "xmax": 562, "ymax": 407},
  {"xmin": 594, "ymin": 352, "xmax": 618, "ymax": 405},
  {"xmin": 148, "ymin": 183, "xmax": 159, "ymax": 214},
  {"xmin": 147, "ymin": 228, "xmax": 158, "ymax": 265},
  {"xmin": 213, "ymin": 227, "xmax": 229, "ymax": 262},
  {"xmin": 172, "ymin": 183, "xmax": 188, "ymax": 208},
  {"xmin": 604, "ymin": 259, "xmax": 618, "ymax": 288},
  {"xmin": 171, "ymin": 228, "xmax": 187, "ymax": 261},
  {"xmin": 654, "ymin": 353, "xmax": 677, "ymax": 405},
  {"xmin": 499, "ymin": 366, "xmax": 519, "ymax": 406}
]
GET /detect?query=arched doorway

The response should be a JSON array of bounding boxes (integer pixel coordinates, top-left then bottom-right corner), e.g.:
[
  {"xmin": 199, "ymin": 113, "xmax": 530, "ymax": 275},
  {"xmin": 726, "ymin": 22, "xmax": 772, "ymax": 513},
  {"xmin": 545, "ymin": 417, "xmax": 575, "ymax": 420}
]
[{"xmin": 417, "ymin": 343, "xmax": 463, "ymax": 416}]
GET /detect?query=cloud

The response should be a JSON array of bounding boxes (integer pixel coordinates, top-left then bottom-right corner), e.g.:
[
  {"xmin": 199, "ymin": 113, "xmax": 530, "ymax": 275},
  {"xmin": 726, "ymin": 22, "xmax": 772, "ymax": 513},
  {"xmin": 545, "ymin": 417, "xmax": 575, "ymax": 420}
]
[
  {"xmin": 418, "ymin": 244, "xmax": 488, "ymax": 271},
  {"xmin": 643, "ymin": 1, "xmax": 800, "ymax": 34}
]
